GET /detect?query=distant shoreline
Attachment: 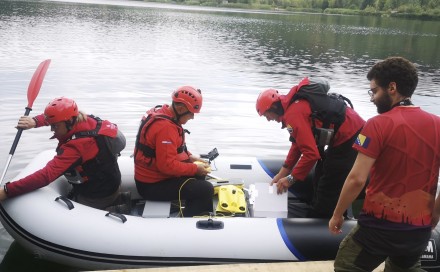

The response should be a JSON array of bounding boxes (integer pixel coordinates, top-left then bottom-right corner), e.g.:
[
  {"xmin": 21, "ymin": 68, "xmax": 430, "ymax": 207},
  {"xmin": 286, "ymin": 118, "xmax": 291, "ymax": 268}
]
[{"xmin": 139, "ymin": 0, "xmax": 440, "ymax": 21}]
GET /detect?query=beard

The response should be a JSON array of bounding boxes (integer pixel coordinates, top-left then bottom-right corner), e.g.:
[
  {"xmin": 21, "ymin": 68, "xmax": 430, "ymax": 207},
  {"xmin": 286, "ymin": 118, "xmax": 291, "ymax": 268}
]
[{"xmin": 375, "ymin": 92, "xmax": 393, "ymax": 114}]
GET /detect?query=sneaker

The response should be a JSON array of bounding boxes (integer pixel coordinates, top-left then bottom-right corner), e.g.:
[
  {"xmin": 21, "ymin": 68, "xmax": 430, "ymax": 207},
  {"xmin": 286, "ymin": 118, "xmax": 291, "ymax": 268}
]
[
  {"xmin": 106, "ymin": 191, "xmax": 132, "ymax": 215},
  {"xmin": 116, "ymin": 203, "xmax": 131, "ymax": 215},
  {"xmin": 120, "ymin": 191, "xmax": 131, "ymax": 206},
  {"xmin": 107, "ymin": 203, "xmax": 131, "ymax": 215},
  {"xmin": 112, "ymin": 191, "xmax": 132, "ymax": 208}
]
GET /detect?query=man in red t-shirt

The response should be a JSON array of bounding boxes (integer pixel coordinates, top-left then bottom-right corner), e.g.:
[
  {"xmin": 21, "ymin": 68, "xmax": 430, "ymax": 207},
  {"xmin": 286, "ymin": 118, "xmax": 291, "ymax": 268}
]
[{"xmin": 329, "ymin": 57, "xmax": 440, "ymax": 271}]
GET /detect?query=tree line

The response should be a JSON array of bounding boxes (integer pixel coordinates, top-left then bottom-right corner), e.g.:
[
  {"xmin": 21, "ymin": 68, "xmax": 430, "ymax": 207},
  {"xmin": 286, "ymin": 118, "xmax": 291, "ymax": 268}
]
[{"xmin": 168, "ymin": 0, "xmax": 440, "ymax": 19}]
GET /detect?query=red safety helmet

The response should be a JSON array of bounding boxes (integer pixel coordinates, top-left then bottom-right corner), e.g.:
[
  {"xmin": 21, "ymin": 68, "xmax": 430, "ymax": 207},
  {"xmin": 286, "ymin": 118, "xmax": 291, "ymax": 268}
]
[
  {"xmin": 256, "ymin": 89, "xmax": 280, "ymax": 116},
  {"xmin": 44, "ymin": 97, "xmax": 79, "ymax": 124},
  {"xmin": 172, "ymin": 86, "xmax": 203, "ymax": 113}
]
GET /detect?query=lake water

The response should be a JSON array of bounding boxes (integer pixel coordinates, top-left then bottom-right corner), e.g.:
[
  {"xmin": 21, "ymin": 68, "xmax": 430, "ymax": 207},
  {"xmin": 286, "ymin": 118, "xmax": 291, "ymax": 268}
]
[{"xmin": 0, "ymin": 0, "xmax": 439, "ymax": 270}]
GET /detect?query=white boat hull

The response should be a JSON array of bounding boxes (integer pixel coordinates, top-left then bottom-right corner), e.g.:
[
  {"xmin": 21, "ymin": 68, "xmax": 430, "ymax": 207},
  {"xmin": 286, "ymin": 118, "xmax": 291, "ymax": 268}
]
[{"xmin": 1, "ymin": 150, "xmax": 438, "ymax": 270}]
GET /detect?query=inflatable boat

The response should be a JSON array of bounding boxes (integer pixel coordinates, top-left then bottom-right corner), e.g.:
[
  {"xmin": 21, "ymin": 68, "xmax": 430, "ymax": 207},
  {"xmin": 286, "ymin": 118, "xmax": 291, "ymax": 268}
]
[{"xmin": 0, "ymin": 150, "xmax": 439, "ymax": 271}]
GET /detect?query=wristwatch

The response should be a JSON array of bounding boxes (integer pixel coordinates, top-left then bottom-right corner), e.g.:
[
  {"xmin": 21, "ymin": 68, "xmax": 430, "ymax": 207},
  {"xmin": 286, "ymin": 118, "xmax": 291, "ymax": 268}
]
[{"xmin": 286, "ymin": 174, "xmax": 296, "ymax": 186}]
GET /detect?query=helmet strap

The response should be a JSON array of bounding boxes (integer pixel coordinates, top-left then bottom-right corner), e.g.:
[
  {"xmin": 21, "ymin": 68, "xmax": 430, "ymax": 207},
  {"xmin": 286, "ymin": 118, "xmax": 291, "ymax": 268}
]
[
  {"xmin": 269, "ymin": 101, "xmax": 284, "ymax": 116},
  {"xmin": 65, "ymin": 116, "xmax": 77, "ymax": 131},
  {"xmin": 172, "ymin": 103, "xmax": 193, "ymax": 123},
  {"xmin": 172, "ymin": 103, "xmax": 183, "ymax": 123}
]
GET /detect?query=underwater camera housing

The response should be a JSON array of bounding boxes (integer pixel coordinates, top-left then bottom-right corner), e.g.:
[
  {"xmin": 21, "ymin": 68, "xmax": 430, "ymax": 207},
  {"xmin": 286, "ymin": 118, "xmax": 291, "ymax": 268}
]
[{"xmin": 200, "ymin": 148, "xmax": 219, "ymax": 163}]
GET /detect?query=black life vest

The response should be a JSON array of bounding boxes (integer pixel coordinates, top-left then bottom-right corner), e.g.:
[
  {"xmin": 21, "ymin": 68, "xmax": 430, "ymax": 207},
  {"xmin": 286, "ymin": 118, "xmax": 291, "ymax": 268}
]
[
  {"xmin": 61, "ymin": 115, "xmax": 121, "ymax": 198},
  {"xmin": 134, "ymin": 105, "xmax": 188, "ymax": 161},
  {"xmin": 289, "ymin": 80, "xmax": 354, "ymax": 148}
]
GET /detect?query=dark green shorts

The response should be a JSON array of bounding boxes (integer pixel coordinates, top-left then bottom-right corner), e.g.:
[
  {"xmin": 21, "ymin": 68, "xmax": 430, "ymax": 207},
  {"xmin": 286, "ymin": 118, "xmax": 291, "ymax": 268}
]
[{"xmin": 334, "ymin": 224, "xmax": 428, "ymax": 272}]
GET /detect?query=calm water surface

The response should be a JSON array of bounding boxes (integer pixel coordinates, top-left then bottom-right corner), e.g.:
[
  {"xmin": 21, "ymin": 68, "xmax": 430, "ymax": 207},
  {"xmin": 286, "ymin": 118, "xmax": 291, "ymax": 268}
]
[{"xmin": 0, "ymin": 0, "xmax": 439, "ymax": 270}]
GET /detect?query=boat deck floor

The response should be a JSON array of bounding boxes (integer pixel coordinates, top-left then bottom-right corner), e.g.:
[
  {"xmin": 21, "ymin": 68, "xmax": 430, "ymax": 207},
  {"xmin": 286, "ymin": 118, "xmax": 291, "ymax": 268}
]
[{"xmin": 94, "ymin": 261, "xmax": 385, "ymax": 272}]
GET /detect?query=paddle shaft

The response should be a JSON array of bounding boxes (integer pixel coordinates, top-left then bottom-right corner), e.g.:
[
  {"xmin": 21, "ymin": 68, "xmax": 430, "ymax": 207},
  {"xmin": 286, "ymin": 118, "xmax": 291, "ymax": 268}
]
[
  {"xmin": 0, "ymin": 59, "xmax": 51, "ymax": 184},
  {"xmin": 9, "ymin": 107, "xmax": 32, "ymax": 155},
  {"xmin": 0, "ymin": 107, "xmax": 33, "ymax": 183}
]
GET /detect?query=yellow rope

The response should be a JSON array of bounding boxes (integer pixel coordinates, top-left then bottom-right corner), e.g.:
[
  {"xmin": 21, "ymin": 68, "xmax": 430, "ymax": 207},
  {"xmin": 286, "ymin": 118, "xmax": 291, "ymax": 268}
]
[{"xmin": 178, "ymin": 178, "xmax": 194, "ymax": 218}]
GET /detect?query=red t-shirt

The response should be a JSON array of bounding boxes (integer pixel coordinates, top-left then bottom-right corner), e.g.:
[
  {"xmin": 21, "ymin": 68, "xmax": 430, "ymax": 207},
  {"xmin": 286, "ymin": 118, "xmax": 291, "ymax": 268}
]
[{"xmin": 355, "ymin": 106, "xmax": 440, "ymax": 227}]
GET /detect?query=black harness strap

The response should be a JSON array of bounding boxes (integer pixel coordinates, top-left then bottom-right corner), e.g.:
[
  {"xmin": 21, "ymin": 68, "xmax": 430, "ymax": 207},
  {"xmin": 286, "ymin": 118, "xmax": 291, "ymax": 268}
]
[
  {"xmin": 73, "ymin": 115, "xmax": 102, "ymax": 139},
  {"xmin": 289, "ymin": 90, "xmax": 353, "ymax": 147},
  {"xmin": 134, "ymin": 106, "xmax": 188, "ymax": 160}
]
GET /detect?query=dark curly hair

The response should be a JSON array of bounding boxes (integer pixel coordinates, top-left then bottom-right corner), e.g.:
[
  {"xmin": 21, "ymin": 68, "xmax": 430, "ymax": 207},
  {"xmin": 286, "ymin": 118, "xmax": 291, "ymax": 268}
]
[{"xmin": 367, "ymin": 57, "xmax": 418, "ymax": 97}]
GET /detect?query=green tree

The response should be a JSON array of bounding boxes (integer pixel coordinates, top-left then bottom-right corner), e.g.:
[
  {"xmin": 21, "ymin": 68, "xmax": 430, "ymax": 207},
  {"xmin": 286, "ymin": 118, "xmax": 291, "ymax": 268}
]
[
  {"xmin": 328, "ymin": 0, "xmax": 344, "ymax": 8},
  {"xmin": 375, "ymin": 0, "xmax": 386, "ymax": 10},
  {"xmin": 310, "ymin": 0, "xmax": 323, "ymax": 8},
  {"xmin": 384, "ymin": 0, "xmax": 399, "ymax": 10},
  {"xmin": 348, "ymin": 0, "xmax": 364, "ymax": 8},
  {"xmin": 361, "ymin": 0, "xmax": 375, "ymax": 9},
  {"xmin": 428, "ymin": 0, "xmax": 440, "ymax": 8}
]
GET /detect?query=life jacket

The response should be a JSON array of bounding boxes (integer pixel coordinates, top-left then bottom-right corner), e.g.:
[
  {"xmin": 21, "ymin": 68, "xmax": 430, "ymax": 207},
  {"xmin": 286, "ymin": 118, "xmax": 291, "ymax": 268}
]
[
  {"xmin": 134, "ymin": 105, "xmax": 188, "ymax": 163},
  {"xmin": 61, "ymin": 115, "xmax": 123, "ymax": 198},
  {"xmin": 287, "ymin": 78, "xmax": 354, "ymax": 148}
]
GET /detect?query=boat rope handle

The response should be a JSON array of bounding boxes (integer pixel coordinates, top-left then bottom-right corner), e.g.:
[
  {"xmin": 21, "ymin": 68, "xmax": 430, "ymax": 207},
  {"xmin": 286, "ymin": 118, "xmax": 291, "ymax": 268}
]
[
  {"xmin": 196, "ymin": 217, "xmax": 224, "ymax": 230},
  {"xmin": 55, "ymin": 196, "xmax": 75, "ymax": 210},
  {"xmin": 105, "ymin": 212, "xmax": 127, "ymax": 223}
]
